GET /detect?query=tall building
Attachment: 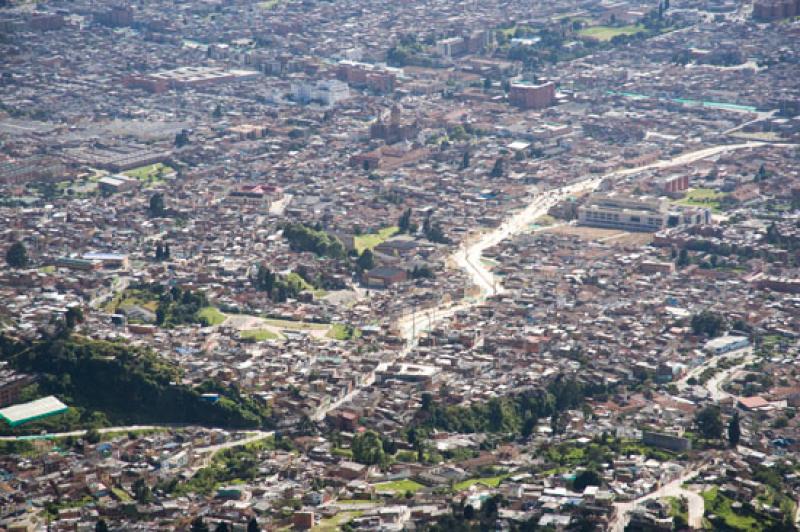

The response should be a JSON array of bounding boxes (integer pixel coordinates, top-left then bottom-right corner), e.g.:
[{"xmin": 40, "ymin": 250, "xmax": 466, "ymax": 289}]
[
  {"xmin": 753, "ymin": 0, "xmax": 800, "ymax": 20},
  {"xmin": 508, "ymin": 81, "xmax": 556, "ymax": 109}
]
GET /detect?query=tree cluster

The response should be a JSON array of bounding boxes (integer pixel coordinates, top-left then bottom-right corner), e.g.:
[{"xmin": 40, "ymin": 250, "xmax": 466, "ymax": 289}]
[
  {"xmin": 155, "ymin": 285, "xmax": 208, "ymax": 327},
  {"xmin": 415, "ymin": 376, "xmax": 603, "ymax": 437},
  {"xmin": 253, "ymin": 265, "xmax": 309, "ymax": 303},
  {"xmin": 5, "ymin": 241, "xmax": 28, "ymax": 269},
  {"xmin": 352, "ymin": 430, "xmax": 386, "ymax": 465},
  {"xmin": 0, "ymin": 334, "xmax": 271, "ymax": 429},
  {"xmin": 690, "ymin": 310, "xmax": 725, "ymax": 337},
  {"xmin": 282, "ymin": 223, "xmax": 346, "ymax": 259}
]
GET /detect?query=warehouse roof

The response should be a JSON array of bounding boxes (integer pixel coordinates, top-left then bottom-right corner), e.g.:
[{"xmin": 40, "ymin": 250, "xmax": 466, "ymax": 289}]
[{"xmin": 0, "ymin": 396, "xmax": 68, "ymax": 427}]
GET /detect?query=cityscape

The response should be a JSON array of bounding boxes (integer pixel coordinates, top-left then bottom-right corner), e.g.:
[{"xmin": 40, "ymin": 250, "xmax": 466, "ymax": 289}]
[{"xmin": 0, "ymin": 0, "xmax": 799, "ymax": 530}]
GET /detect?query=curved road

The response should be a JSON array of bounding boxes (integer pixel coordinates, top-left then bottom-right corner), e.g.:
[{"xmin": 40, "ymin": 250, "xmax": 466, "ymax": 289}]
[{"xmin": 611, "ymin": 468, "xmax": 705, "ymax": 531}]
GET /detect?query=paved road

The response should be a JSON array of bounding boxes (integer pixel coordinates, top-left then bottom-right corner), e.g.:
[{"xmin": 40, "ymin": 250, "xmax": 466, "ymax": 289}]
[
  {"xmin": 0, "ymin": 425, "xmax": 274, "ymax": 455},
  {"xmin": 0, "ymin": 424, "xmax": 173, "ymax": 441},
  {"xmin": 675, "ymin": 346, "xmax": 754, "ymax": 397},
  {"xmin": 314, "ymin": 141, "xmax": 779, "ymax": 422},
  {"xmin": 611, "ymin": 469, "xmax": 704, "ymax": 531},
  {"xmin": 703, "ymin": 349, "xmax": 756, "ymax": 402}
]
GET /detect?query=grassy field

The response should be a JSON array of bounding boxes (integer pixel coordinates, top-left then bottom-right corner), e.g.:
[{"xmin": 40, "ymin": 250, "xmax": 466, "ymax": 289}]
[
  {"xmin": 453, "ymin": 474, "xmax": 508, "ymax": 491},
  {"xmin": 674, "ymin": 187, "xmax": 727, "ymax": 213},
  {"xmin": 354, "ymin": 226, "xmax": 399, "ymax": 254},
  {"xmin": 122, "ymin": 163, "xmax": 174, "ymax": 186},
  {"xmin": 702, "ymin": 487, "xmax": 765, "ymax": 530},
  {"xmin": 104, "ymin": 288, "xmax": 160, "ymax": 314},
  {"xmin": 578, "ymin": 24, "xmax": 645, "ymax": 41},
  {"xmin": 111, "ymin": 487, "xmax": 133, "ymax": 502},
  {"xmin": 327, "ymin": 323, "xmax": 361, "ymax": 341},
  {"xmin": 197, "ymin": 306, "xmax": 227, "ymax": 326},
  {"xmin": 373, "ymin": 479, "xmax": 426, "ymax": 493},
  {"xmin": 262, "ymin": 318, "xmax": 329, "ymax": 330},
  {"xmin": 240, "ymin": 329, "xmax": 280, "ymax": 342},
  {"xmin": 535, "ymin": 214, "xmax": 557, "ymax": 227},
  {"xmin": 314, "ymin": 510, "xmax": 363, "ymax": 532}
]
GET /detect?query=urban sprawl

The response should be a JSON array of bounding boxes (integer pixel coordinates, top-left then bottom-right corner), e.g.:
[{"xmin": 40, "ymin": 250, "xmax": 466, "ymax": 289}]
[{"xmin": 0, "ymin": 0, "xmax": 799, "ymax": 530}]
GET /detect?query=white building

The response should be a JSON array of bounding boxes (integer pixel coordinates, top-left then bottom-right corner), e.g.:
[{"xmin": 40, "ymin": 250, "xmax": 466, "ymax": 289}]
[{"xmin": 291, "ymin": 79, "xmax": 350, "ymax": 106}]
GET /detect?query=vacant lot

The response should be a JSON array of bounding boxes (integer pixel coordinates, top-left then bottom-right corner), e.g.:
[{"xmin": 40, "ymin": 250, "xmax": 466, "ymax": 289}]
[{"xmin": 544, "ymin": 225, "xmax": 654, "ymax": 246}]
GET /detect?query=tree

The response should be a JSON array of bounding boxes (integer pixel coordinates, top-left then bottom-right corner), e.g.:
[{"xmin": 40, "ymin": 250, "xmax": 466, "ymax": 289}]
[
  {"xmin": 352, "ymin": 430, "xmax": 385, "ymax": 465},
  {"xmin": 382, "ymin": 437, "xmax": 398, "ymax": 455},
  {"xmin": 691, "ymin": 310, "xmax": 725, "ymax": 337},
  {"xmin": 483, "ymin": 77, "xmax": 492, "ymax": 90},
  {"xmin": 155, "ymin": 242, "xmax": 164, "ymax": 261},
  {"xmin": 464, "ymin": 504, "xmax": 475, "ymax": 520},
  {"xmin": 155, "ymin": 306, "xmax": 166, "ymax": 325},
  {"xmin": 421, "ymin": 392, "xmax": 433, "ymax": 411},
  {"xmin": 462, "ymin": 150, "xmax": 470, "ymax": 169},
  {"xmin": 490, "ymin": 158, "xmax": 504, "ymax": 178},
  {"xmin": 675, "ymin": 248, "xmax": 689, "ymax": 267},
  {"xmin": 65, "ymin": 307, "xmax": 84, "ymax": 330},
  {"xmin": 175, "ymin": 130, "xmax": 189, "ymax": 147},
  {"xmin": 254, "ymin": 264, "xmax": 276, "ymax": 294},
  {"xmin": 398, "ymin": 208, "xmax": 413, "ymax": 233},
  {"xmin": 191, "ymin": 517, "xmax": 210, "ymax": 532},
  {"xmin": 573, "ymin": 469, "xmax": 602, "ymax": 492},
  {"xmin": 95, "ymin": 520, "xmax": 109, "ymax": 532},
  {"xmin": 357, "ymin": 249, "xmax": 375, "ymax": 271},
  {"xmin": 133, "ymin": 477, "xmax": 153, "ymax": 503},
  {"xmin": 5, "ymin": 241, "xmax": 28, "ymax": 268},
  {"xmin": 149, "ymin": 192, "xmax": 165, "ymax": 216},
  {"xmin": 85, "ymin": 428, "xmax": 101, "ymax": 444},
  {"xmin": 212, "ymin": 104, "xmax": 222, "ymax": 119},
  {"xmin": 695, "ymin": 405, "xmax": 723, "ymax": 440},
  {"xmin": 728, "ymin": 411, "xmax": 741, "ymax": 447},
  {"xmin": 247, "ymin": 517, "xmax": 260, "ymax": 532}
]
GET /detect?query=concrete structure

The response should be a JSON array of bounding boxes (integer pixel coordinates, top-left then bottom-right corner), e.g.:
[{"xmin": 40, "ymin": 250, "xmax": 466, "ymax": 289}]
[
  {"xmin": 578, "ymin": 194, "xmax": 669, "ymax": 232},
  {"xmin": 704, "ymin": 335, "xmax": 750, "ymax": 355},
  {"xmin": 579, "ymin": 193, "xmax": 711, "ymax": 232},
  {"xmin": 642, "ymin": 431, "xmax": 692, "ymax": 452}
]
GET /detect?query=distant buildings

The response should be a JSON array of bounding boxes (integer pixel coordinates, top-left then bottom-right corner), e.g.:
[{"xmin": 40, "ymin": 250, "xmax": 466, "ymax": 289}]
[
  {"xmin": 95, "ymin": 5, "xmax": 134, "ymax": 27},
  {"xmin": 370, "ymin": 106, "xmax": 420, "ymax": 144},
  {"xmin": 291, "ymin": 79, "xmax": 350, "ymax": 106},
  {"xmin": 124, "ymin": 67, "xmax": 260, "ymax": 94},
  {"xmin": 508, "ymin": 81, "xmax": 556, "ymax": 110},
  {"xmin": 753, "ymin": 0, "xmax": 800, "ymax": 20},
  {"xmin": 0, "ymin": 156, "xmax": 71, "ymax": 185},
  {"xmin": 435, "ymin": 30, "xmax": 494, "ymax": 58},
  {"xmin": 336, "ymin": 61, "xmax": 397, "ymax": 94}
]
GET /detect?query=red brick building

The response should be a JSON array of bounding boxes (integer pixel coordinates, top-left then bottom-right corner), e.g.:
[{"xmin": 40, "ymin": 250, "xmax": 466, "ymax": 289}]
[{"xmin": 508, "ymin": 81, "xmax": 556, "ymax": 110}]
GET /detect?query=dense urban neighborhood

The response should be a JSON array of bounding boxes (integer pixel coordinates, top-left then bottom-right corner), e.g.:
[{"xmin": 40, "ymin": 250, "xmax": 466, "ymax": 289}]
[{"xmin": 1, "ymin": 0, "xmax": 799, "ymax": 530}]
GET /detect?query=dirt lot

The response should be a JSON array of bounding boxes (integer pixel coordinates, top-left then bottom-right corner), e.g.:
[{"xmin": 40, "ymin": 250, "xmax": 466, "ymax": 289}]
[{"xmin": 543, "ymin": 224, "xmax": 654, "ymax": 246}]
